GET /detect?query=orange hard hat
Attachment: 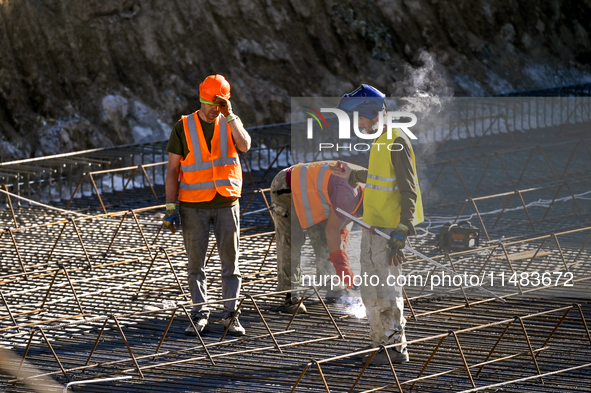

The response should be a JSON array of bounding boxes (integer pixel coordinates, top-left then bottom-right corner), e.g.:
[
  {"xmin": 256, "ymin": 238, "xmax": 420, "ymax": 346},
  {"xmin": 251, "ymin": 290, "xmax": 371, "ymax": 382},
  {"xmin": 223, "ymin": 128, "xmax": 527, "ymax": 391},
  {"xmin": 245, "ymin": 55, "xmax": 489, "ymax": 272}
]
[{"xmin": 199, "ymin": 75, "xmax": 231, "ymax": 103}]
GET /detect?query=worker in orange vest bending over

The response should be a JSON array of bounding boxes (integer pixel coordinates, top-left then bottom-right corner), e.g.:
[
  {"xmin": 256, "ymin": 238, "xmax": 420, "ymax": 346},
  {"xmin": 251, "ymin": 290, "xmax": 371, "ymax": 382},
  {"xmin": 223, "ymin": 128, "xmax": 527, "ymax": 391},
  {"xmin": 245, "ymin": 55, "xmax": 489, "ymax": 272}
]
[
  {"xmin": 163, "ymin": 75, "xmax": 251, "ymax": 337},
  {"xmin": 270, "ymin": 161, "xmax": 365, "ymax": 313}
]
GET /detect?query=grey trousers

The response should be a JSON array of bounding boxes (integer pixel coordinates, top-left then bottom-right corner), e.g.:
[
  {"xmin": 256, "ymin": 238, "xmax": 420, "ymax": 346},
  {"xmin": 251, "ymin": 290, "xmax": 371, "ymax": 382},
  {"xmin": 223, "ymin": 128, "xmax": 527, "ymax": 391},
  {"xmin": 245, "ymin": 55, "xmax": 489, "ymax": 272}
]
[
  {"xmin": 359, "ymin": 227, "xmax": 407, "ymax": 351},
  {"xmin": 270, "ymin": 168, "xmax": 334, "ymax": 292},
  {"xmin": 179, "ymin": 204, "xmax": 241, "ymax": 319}
]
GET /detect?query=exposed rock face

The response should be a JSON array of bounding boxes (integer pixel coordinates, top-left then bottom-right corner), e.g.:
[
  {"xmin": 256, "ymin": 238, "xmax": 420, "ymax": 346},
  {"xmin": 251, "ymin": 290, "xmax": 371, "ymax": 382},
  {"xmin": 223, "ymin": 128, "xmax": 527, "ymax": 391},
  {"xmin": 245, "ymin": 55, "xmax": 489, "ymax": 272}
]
[{"xmin": 1, "ymin": 0, "xmax": 590, "ymax": 160}]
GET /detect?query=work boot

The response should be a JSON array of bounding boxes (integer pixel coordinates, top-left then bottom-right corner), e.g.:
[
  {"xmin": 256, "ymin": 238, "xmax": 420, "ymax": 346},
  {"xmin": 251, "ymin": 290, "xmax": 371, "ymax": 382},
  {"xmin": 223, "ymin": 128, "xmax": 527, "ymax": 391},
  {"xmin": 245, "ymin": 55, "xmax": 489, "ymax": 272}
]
[
  {"xmin": 184, "ymin": 316, "xmax": 209, "ymax": 336},
  {"xmin": 282, "ymin": 296, "xmax": 307, "ymax": 314},
  {"xmin": 364, "ymin": 348, "xmax": 409, "ymax": 366},
  {"xmin": 221, "ymin": 316, "xmax": 246, "ymax": 336}
]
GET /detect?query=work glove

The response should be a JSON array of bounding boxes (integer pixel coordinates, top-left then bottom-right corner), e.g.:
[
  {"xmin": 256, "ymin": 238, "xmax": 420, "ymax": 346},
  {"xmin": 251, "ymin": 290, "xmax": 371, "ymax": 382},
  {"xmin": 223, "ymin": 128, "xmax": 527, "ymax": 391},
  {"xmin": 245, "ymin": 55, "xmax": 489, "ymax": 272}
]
[
  {"xmin": 387, "ymin": 223, "xmax": 409, "ymax": 251},
  {"xmin": 328, "ymin": 250, "xmax": 354, "ymax": 288},
  {"xmin": 389, "ymin": 249, "xmax": 406, "ymax": 266},
  {"xmin": 214, "ymin": 95, "xmax": 237, "ymax": 122},
  {"xmin": 163, "ymin": 203, "xmax": 179, "ymax": 234},
  {"xmin": 340, "ymin": 228, "xmax": 350, "ymax": 251}
]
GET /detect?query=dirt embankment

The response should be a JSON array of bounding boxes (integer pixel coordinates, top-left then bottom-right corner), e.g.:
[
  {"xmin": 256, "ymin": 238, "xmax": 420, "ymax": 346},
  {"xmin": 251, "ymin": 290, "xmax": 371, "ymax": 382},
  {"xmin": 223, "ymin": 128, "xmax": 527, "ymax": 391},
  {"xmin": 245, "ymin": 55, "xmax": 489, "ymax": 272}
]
[{"xmin": 1, "ymin": 0, "xmax": 590, "ymax": 160}]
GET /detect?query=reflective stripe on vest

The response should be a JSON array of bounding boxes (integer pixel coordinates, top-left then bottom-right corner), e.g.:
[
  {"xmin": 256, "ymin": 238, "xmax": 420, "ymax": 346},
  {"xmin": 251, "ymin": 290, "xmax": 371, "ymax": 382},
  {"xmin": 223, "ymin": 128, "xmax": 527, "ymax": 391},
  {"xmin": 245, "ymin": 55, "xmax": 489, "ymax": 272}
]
[
  {"xmin": 366, "ymin": 173, "xmax": 399, "ymax": 191},
  {"xmin": 362, "ymin": 128, "xmax": 424, "ymax": 228},
  {"xmin": 181, "ymin": 115, "xmax": 240, "ymax": 172},
  {"xmin": 178, "ymin": 112, "xmax": 242, "ymax": 202},
  {"xmin": 179, "ymin": 178, "xmax": 243, "ymax": 191},
  {"xmin": 292, "ymin": 162, "xmax": 332, "ymax": 229},
  {"xmin": 368, "ymin": 174, "xmax": 397, "ymax": 182}
]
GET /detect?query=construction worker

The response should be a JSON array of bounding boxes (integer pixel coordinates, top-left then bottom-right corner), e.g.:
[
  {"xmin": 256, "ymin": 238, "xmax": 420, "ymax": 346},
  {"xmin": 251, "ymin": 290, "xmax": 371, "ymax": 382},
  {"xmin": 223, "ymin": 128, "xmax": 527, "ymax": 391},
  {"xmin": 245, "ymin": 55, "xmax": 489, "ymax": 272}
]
[
  {"xmin": 270, "ymin": 160, "xmax": 364, "ymax": 313},
  {"xmin": 334, "ymin": 84, "xmax": 424, "ymax": 365},
  {"xmin": 163, "ymin": 75, "xmax": 251, "ymax": 337}
]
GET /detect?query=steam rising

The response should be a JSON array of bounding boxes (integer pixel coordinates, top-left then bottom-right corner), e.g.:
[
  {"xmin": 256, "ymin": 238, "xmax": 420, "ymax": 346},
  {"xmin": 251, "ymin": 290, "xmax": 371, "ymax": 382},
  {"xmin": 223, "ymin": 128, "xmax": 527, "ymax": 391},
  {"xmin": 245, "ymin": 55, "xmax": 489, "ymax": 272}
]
[{"xmin": 391, "ymin": 50, "xmax": 453, "ymax": 118}]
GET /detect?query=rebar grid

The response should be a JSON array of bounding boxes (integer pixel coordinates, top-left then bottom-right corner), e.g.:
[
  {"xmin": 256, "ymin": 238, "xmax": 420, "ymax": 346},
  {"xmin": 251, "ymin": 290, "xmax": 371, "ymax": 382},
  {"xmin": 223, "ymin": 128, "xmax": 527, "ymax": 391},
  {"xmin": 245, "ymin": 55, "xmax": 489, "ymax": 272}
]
[
  {"xmin": 290, "ymin": 304, "xmax": 591, "ymax": 393},
  {"xmin": 424, "ymin": 113, "xmax": 517, "ymax": 157},
  {"xmin": 0, "ymin": 182, "xmax": 589, "ymax": 335},
  {"xmin": 8, "ymin": 286, "xmax": 344, "ymax": 383},
  {"xmin": 6, "ymin": 293, "xmax": 591, "ymax": 393},
  {"xmin": 423, "ymin": 136, "xmax": 591, "ymax": 201},
  {"xmin": 1, "ymin": 186, "xmax": 589, "ymax": 392},
  {"xmin": 1, "ymin": 116, "xmax": 590, "ymax": 391},
  {"xmin": 0, "ymin": 126, "xmax": 289, "ymax": 211}
]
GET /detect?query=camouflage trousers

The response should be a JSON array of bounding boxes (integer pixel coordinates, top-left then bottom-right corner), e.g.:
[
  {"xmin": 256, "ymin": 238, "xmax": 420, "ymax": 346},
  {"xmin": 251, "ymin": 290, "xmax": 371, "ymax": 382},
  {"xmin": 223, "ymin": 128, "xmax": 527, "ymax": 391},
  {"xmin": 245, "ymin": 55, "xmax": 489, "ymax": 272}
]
[
  {"xmin": 270, "ymin": 168, "xmax": 337, "ymax": 291},
  {"xmin": 359, "ymin": 227, "xmax": 407, "ymax": 351}
]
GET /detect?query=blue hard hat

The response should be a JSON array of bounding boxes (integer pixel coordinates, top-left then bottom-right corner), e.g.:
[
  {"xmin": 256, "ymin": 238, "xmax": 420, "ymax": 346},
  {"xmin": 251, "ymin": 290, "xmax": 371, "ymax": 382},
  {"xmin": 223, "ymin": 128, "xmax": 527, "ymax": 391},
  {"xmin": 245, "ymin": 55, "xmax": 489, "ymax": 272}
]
[{"xmin": 337, "ymin": 84, "xmax": 386, "ymax": 119}]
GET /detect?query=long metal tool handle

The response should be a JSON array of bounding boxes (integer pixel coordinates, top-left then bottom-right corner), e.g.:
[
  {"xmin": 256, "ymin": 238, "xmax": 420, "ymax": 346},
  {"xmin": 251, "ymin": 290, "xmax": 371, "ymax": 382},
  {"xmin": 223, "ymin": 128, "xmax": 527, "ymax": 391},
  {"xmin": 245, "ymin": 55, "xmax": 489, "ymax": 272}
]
[{"xmin": 335, "ymin": 208, "xmax": 505, "ymax": 303}]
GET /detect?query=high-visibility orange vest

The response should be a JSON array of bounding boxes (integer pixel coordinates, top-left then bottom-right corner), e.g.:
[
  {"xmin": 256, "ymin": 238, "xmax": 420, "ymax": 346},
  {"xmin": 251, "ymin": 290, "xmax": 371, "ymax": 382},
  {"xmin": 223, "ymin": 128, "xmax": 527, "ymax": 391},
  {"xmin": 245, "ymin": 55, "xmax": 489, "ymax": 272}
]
[
  {"xmin": 178, "ymin": 111, "xmax": 242, "ymax": 202},
  {"xmin": 291, "ymin": 161, "xmax": 363, "ymax": 229}
]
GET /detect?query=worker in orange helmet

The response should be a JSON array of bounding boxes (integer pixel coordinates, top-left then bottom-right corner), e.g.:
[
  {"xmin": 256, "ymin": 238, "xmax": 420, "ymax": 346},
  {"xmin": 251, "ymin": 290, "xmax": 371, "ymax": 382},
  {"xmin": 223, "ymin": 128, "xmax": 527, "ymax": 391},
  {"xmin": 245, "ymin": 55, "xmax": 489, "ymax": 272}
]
[
  {"xmin": 164, "ymin": 74, "xmax": 251, "ymax": 337},
  {"xmin": 270, "ymin": 160, "xmax": 365, "ymax": 314}
]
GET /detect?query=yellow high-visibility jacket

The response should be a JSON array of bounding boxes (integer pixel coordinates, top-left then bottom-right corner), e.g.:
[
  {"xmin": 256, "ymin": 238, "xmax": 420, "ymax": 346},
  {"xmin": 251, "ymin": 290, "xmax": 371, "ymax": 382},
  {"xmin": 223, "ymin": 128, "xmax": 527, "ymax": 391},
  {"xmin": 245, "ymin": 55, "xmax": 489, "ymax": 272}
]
[{"xmin": 363, "ymin": 128, "xmax": 424, "ymax": 228}]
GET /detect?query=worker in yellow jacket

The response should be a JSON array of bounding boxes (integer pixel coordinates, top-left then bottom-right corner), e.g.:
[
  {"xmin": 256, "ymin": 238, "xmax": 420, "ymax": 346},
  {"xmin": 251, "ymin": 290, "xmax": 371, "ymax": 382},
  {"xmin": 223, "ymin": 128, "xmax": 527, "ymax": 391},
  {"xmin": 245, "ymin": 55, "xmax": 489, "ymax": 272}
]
[{"xmin": 334, "ymin": 84, "xmax": 424, "ymax": 365}]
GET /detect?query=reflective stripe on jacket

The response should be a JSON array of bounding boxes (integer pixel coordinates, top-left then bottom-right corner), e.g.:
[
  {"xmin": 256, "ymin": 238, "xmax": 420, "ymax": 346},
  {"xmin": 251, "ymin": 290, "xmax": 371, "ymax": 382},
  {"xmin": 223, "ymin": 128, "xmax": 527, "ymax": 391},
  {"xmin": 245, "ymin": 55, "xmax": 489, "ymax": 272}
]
[
  {"xmin": 291, "ymin": 162, "xmax": 333, "ymax": 229},
  {"xmin": 363, "ymin": 128, "xmax": 424, "ymax": 228},
  {"xmin": 178, "ymin": 112, "xmax": 242, "ymax": 202}
]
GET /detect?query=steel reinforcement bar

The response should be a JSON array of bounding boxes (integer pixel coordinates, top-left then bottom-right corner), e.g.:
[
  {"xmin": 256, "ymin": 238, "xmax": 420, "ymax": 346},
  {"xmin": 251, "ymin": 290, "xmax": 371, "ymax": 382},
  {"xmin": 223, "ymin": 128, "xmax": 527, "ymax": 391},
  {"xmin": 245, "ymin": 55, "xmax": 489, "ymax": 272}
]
[
  {"xmin": 290, "ymin": 304, "xmax": 591, "ymax": 393},
  {"xmin": 1, "ymin": 188, "xmax": 590, "ymax": 334}
]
